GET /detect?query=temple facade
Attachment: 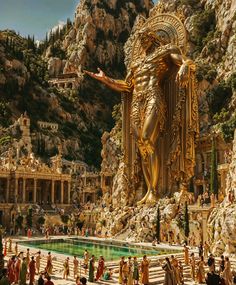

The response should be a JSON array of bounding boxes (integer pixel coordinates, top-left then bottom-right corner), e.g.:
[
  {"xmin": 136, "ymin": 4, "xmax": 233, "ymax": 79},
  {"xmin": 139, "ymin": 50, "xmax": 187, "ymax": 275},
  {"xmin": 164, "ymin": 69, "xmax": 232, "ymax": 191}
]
[{"xmin": 0, "ymin": 151, "xmax": 72, "ymax": 229}]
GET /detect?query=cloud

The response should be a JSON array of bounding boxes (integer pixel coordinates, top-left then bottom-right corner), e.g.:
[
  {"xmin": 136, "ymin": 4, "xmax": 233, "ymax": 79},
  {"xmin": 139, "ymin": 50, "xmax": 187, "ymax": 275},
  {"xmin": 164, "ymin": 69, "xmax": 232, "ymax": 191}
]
[
  {"xmin": 48, "ymin": 20, "xmax": 65, "ymax": 36},
  {"xmin": 35, "ymin": 40, "xmax": 42, "ymax": 47}
]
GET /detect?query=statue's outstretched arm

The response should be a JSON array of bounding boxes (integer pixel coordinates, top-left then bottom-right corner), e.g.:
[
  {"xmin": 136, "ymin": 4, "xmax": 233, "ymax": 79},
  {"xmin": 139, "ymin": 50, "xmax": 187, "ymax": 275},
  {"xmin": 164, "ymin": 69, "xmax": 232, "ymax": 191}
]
[
  {"xmin": 84, "ymin": 68, "xmax": 133, "ymax": 93},
  {"xmin": 170, "ymin": 52, "xmax": 196, "ymax": 87}
]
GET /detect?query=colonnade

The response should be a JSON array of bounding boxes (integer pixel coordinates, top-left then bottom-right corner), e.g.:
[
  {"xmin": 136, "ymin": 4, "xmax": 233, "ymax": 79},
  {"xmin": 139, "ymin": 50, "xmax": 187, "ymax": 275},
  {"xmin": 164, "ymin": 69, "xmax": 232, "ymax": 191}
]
[{"xmin": 0, "ymin": 177, "xmax": 71, "ymax": 205}]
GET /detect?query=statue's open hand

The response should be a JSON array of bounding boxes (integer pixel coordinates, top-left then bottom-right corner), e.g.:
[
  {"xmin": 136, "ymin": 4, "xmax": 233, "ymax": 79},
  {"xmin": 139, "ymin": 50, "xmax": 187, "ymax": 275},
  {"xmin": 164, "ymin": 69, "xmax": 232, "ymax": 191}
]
[
  {"xmin": 84, "ymin": 68, "xmax": 106, "ymax": 81},
  {"xmin": 176, "ymin": 64, "xmax": 189, "ymax": 88}
]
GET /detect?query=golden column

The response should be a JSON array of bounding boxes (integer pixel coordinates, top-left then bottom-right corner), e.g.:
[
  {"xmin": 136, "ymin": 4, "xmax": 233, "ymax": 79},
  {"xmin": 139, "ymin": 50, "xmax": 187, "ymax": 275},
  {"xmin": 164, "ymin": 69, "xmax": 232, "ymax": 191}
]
[
  {"xmin": 51, "ymin": 180, "xmax": 55, "ymax": 204},
  {"xmin": 22, "ymin": 178, "xmax": 26, "ymax": 203},
  {"xmin": 68, "ymin": 181, "xmax": 71, "ymax": 204},
  {"xmin": 33, "ymin": 179, "xmax": 37, "ymax": 203},
  {"xmin": 61, "ymin": 181, "xmax": 64, "ymax": 204},
  {"xmin": 14, "ymin": 178, "xmax": 18, "ymax": 203},
  {"xmin": 6, "ymin": 178, "xmax": 10, "ymax": 203}
]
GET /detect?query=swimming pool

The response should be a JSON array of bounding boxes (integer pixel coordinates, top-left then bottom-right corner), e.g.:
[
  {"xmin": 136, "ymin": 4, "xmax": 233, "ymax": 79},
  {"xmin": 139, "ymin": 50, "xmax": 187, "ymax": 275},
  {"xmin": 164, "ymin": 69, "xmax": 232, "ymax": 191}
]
[{"xmin": 19, "ymin": 238, "xmax": 179, "ymax": 261}]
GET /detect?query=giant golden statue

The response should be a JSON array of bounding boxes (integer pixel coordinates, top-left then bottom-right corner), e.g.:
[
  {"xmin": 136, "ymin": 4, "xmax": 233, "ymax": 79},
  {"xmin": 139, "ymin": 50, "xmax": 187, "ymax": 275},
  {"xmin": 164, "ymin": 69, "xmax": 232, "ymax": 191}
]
[{"xmin": 85, "ymin": 12, "xmax": 199, "ymax": 204}]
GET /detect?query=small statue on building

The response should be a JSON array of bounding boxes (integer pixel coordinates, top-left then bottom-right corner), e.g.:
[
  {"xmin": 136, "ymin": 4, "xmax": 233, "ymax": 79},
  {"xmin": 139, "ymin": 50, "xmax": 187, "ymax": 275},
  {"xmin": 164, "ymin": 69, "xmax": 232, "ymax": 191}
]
[
  {"xmin": 210, "ymin": 193, "xmax": 215, "ymax": 208},
  {"xmin": 228, "ymin": 190, "xmax": 235, "ymax": 204}
]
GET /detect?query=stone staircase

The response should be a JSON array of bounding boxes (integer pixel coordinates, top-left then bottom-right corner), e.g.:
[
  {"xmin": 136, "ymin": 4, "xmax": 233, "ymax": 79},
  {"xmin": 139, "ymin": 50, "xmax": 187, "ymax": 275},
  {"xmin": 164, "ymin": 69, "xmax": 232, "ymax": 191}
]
[{"xmin": 5, "ymin": 244, "xmax": 236, "ymax": 285}]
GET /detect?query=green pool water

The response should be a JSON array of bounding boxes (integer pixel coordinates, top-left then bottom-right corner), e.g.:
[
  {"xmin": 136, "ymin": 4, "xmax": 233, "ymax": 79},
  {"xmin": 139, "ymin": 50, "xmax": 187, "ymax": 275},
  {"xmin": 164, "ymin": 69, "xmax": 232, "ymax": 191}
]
[{"xmin": 19, "ymin": 238, "xmax": 178, "ymax": 261}]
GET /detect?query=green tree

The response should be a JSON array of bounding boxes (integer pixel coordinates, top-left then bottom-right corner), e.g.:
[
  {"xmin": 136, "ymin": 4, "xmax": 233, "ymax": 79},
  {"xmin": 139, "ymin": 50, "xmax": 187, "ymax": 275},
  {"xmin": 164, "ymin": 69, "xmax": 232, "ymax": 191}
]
[
  {"xmin": 210, "ymin": 138, "xmax": 218, "ymax": 197},
  {"xmin": 61, "ymin": 214, "xmax": 69, "ymax": 224},
  {"xmin": 184, "ymin": 202, "xmax": 190, "ymax": 242},
  {"xmin": 37, "ymin": 216, "xmax": 45, "ymax": 227},
  {"xmin": 76, "ymin": 220, "xmax": 84, "ymax": 230},
  {"xmin": 189, "ymin": 176, "xmax": 194, "ymax": 193},
  {"xmin": 26, "ymin": 207, "xmax": 33, "ymax": 228},
  {"xmin": 156, "ymin": 206, "xmax": 161, "ymax": 242},
  {"xmin": 15, "ymin": 215, "xmax": 23, "ymax": 230}
]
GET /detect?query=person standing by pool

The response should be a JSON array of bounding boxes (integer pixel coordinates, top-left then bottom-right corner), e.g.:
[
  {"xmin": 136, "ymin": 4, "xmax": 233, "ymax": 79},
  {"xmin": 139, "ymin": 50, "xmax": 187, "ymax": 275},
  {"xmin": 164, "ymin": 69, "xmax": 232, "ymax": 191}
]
[
  {"xmin": 122, "ymin": 261, "xmax": 129, "ymax": 285},
  {"xmin": 119, "ymin": 257, "xmax": 125, "ymax": 284},
  {"xmin": 29, "ymin": 256, "xmax": 36, "ymax": 285},
  {"xmin": 63, "ymin": 257, "xmax": 70, "ymax": 280},
  {"xmin": 190, "ymin": 253, "xmax": 196, "ymax": 281},
  {"xmin": 15, "ymin": 242, "xmax": 18, "ymax": 256},
  {"xmin": 73, "ymin": 256, "xmax": 79, "ymax": 279},
  {"xmin": 127, "ymin": 256, "xmax": 133, "ymax": 285},
  {"xmin": 26, "ymin": 248, "xmax": 30, "ymax": 268},
  {"xmin": 170, "ymin": 255, "xmax": 179, "ymax": 284},
  {"xmin": 7, "ymin": 256, "xmax": 15, "ymax": 284},
  {"xmin": 83, "ymin": 250, "xmax": 89, "ymax": 275},
  {"xmin": 88, "ymin": 255, "xmax": 95, "ymax": 282},
  {"xmin": 141, "ymin": 255, "xmax": 150, "ymax": 285},
  {"xmin": 95, "ymin": 256, "xmax": 105, "ymax": 281},
  {"xmin": 15, "ymin": 255, "xmax": 21, "ymax": 284},
  {"xmin": 19, "ymin": 257, "xmax": 27, "ymax": 285},
  {"xmin": 35, "ymin": 251, "xmax": 41, "ymax": 274},
  {"xmin": 184, "ymin": 245, "xmax": 189, "ymax": 265},
  {"xmin": 162, "ymin": 257, "xmax": 176, "ymax": 285},
  {"xmin": 133, "ymin": 257, "xmax": 139, "ymax": 285},
  {"xmin": 196, "ymin": 255, "xmax": 205, "ymax": 284},
  {"xmin": 45, "ymin": 252, "xmax": 53, "ymax": 275}
]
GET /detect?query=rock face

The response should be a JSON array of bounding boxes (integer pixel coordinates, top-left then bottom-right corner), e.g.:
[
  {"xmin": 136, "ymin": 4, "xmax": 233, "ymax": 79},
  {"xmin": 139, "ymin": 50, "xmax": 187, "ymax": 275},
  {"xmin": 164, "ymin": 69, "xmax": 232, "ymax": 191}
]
[
  {"xmin": 208, "ymin": 130, "xmax": 236, "ymax": 255},
  {"xmin": 48, "ymin": 58, "xmax": 66, "ymax": 77},
  {"xmin": 44, "ymin": 0, "xmax": 153, "ymax": 166},
  {"xmin": 63, "ymin": 0, "xmax": 152, "ymax": 75}
]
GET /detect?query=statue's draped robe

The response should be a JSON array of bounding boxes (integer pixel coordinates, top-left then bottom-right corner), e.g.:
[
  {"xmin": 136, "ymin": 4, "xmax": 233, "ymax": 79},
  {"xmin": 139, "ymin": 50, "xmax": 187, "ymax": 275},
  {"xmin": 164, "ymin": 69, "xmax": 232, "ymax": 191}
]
[{"xmin": 122, "ymin": 65, "xmax": 198, "ymax": 197}]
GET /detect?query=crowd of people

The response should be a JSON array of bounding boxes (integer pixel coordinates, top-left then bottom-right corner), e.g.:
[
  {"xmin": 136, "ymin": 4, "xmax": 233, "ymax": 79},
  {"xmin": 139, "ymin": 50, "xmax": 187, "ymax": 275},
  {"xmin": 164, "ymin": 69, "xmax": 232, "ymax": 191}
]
[
  {"xmin": 1, "ymin": 239, "xmax": 236, "ymax": 285},
  {"xmin": 183, "ymin": 242, "xmax": 236, "ymax": 285},
  {"xmin": 118, "ymin": 255, "xmax": 148, "ymax": 285},
  {"xmin": 39, "ymin": 226, "xmax": 106, "ymax": 239}
]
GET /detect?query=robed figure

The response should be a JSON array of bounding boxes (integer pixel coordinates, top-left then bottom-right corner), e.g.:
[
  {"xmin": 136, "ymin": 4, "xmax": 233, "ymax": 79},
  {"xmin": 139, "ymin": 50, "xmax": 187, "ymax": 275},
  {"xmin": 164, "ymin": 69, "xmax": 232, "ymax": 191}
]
[
  {"xmin": 45, "ymin": 252, "xmax": 53, "ymax": 275},
  {"xmin": 85, "ymin": 12, "xmax": 198, "ymax": 204},
  {"xmin": 88, "ymin": 256, "xmax": 95, "ymax": 282},
  {"xmin": 15, "ymin": 257, "xmax": 21, "ymax": 284},
  {"xmin": 29, "ymin": 257, "xmax": 36, "ymax": 285},
  {"xmin": 19, "ymin": 258, "xmax": 27, "ymax": 285},
  {"xmin": 162, "ymin": 258, "xmax": 177, "ymax": 285},
  {"xmin": 95, "ymin": 256, "xmax": 105, "ymax": 281}
]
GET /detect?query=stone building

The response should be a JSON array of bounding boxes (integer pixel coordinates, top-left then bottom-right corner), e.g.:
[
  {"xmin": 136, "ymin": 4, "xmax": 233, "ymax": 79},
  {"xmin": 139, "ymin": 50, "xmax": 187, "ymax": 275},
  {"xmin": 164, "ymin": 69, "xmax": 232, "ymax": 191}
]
[
  {"xmin": 0, "ymin": 114, "xmax": 72, "ymax": 229},
  {"xmin": 0, "ymin": 151, "xmax": 71, "ymax": 230},
  {"xmin": 193, "ymin": 134, "xmax": 231, "ymax": 198},
  {"xmin": 37, "ymin": 121, "xmax": 59, "ymax": 132},
  {"xmin": 16, "ymin": 112, "xmax": 32, "ymax": 155},
  {"xmin": 79, "ymin": 171, "xmax": 101, "ymax": 204},
  {"xmin": 48, "ymin": 72, "xmax": 79, "ymax": 89}
]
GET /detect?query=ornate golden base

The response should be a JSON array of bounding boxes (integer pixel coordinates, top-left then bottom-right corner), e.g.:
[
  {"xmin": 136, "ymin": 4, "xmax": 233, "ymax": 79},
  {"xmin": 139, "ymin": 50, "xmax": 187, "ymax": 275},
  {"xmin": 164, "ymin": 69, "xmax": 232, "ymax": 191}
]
[{"xmin": 137, "ymin": 188, "xmax": 157, "ymax": 205}]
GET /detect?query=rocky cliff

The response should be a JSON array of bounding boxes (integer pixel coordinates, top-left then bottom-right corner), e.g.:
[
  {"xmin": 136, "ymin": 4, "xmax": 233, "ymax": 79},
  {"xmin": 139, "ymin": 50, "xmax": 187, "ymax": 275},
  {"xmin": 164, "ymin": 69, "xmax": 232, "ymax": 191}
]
[
  {"xmin": 0, "ymin": 0, "xmax": 153, "ymax": 167},
  {"xmin": 208, "ymin": 129, "xmax": 236, "ymax": 255}
]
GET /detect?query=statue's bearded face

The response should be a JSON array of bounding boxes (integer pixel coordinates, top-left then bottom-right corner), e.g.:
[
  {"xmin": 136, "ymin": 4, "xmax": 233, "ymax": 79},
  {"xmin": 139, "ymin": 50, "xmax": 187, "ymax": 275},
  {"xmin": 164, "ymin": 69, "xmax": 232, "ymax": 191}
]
[
  {"xmin": 139, "ymin": 32, "xmax": 160, "ymax": 49},
  {"xmin": 138, "ymin": 28, "xmax": 170, "ymax": 49}
]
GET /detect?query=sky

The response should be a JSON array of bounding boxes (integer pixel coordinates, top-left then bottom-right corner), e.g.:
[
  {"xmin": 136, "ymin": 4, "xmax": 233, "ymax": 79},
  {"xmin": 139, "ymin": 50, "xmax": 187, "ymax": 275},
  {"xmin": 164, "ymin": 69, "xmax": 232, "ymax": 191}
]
[
  {"xmin": 0, "ymin": 0, "xmax": 78, "ymax": 40},
  {"xmin": 0, "ymin": 0, "xmax": 158, "ymax": 41}
]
